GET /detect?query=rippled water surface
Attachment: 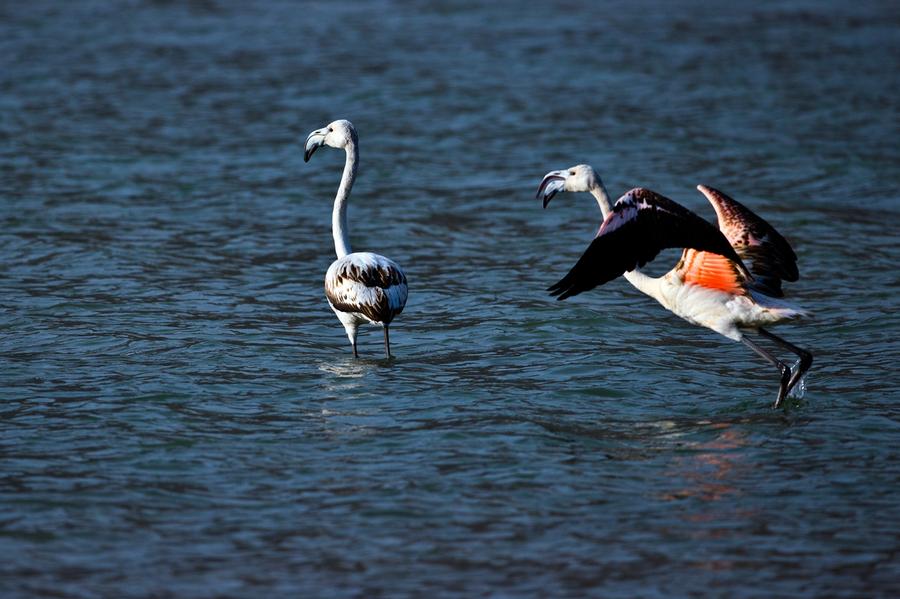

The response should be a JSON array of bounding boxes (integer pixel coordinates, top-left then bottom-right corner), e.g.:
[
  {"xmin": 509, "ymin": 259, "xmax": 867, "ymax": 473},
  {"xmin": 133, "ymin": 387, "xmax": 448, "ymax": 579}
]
[{"xmin": 3, "ymin": 1, "xmax": 900, "ymax": 596}]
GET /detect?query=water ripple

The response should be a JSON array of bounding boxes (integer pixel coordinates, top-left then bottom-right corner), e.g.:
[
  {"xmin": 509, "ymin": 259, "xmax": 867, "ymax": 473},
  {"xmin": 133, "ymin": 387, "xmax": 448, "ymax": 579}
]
[{"xmin": 2, "ymin": 1, "xmax": 899, "ymax": 597}]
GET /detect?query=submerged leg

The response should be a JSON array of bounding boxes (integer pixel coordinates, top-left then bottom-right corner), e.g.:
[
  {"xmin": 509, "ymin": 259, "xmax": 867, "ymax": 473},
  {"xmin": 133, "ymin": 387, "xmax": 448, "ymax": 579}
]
[
  {"xmin": 758, "ymin": 328, "xmax": 813, "ymax": 397},
  {"xmin": 383, "ymin": 325, "xmax": 391, "ymax": 359},
  {"xmin": 742, "ymin": 336, "xmax": 792, "ymax": 408}
]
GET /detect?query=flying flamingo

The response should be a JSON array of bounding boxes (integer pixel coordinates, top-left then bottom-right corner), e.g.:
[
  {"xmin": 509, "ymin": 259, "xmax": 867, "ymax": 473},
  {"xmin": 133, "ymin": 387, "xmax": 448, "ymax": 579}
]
[
  {"xmin": 304, "ymin": 119, "xmax": 408, "ymax": 358},
  {"xmin": 537, "ymin": 164, "xmax": 812, "ymax": 408}
]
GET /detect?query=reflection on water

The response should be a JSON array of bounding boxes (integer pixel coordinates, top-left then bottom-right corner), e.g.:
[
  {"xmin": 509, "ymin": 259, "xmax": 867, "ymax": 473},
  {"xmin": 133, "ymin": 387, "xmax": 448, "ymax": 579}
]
[
  {"xmin": 662, "ymin": 423, "xmax": 746, "ymax": 503},
  {"xmin": 317, "ymin": 358, "xmax": 371, "ymax": 379}
]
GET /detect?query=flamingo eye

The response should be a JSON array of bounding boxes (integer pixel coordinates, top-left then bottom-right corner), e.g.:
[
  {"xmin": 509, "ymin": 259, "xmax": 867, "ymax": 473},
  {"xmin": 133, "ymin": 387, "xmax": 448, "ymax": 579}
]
[
  {"xmin": 328, "ymin": 127, "xmax": 333, "ymax": 132},
  {"xmin": 569, "ymin": 170, "xmax": 575, "ymax": 175}
]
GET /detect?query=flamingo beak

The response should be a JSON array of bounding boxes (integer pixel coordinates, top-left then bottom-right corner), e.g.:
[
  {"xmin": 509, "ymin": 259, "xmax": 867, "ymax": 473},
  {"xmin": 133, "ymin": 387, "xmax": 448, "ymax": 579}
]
[
  {"xmin": 536, "ymin": 171, "xmax": 567, "ymax": 208},
  {"xmin": 304, "ymin": 130, "xmax": 326, "ymax": 162}
]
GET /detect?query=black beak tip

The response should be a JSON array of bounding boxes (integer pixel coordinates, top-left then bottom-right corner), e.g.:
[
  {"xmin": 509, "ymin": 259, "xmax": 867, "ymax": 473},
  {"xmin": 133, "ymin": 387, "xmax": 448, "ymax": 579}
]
[
  {"xmin": 541, "ymin": 190, "xmax": 556, "ymax": 209},
  {"xmin": 303, "ymin": 149, "xmax": 313, "ymax": 162}
]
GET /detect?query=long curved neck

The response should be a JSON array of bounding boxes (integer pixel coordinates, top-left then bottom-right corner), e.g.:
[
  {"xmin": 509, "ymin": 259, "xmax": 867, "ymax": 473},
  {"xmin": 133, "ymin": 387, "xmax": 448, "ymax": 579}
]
[
  {"xmin": 332, "ymin": 140, "xmax": 358, "ymax": 258},
  {"xmin": 590, "ymin": 176, "xmax": 666, "ymax": 302},
  {"xmin": 589, "ymin": 178, "xmax": 614, "ymax": 219}
]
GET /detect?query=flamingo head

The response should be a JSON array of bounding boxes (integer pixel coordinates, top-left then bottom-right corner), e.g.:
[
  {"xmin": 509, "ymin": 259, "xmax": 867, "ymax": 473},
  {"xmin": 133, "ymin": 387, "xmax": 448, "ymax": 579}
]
[
  {"xmin": 304, "ymin": 119, "xmax": 357, "ymax": 162},
  {"xmin": 536, "ymin": 164, "xmax": 601, "ymax": 208}
]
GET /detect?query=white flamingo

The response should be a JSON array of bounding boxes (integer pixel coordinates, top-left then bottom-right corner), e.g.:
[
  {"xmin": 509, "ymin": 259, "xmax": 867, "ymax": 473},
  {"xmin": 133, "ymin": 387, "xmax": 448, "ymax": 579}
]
[
  {"xmin": 537, "ymin": 165, "xmax": 812, "ymax": 407},
  {"xmin": 304, "ymin": 119, "xmax": 408, "ymax": 358}
]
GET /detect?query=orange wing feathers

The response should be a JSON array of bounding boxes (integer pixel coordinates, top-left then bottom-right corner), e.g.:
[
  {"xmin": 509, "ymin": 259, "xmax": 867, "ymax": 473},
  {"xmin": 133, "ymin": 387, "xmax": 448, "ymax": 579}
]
[{"xmin": 677, "ymin": 249, "xmax": 748, "ymax": 295}]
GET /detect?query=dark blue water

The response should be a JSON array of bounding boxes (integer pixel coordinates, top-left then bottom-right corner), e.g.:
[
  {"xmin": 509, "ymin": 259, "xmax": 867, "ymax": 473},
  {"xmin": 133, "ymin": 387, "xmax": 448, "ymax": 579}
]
[{"xmin": 2, "ymin": 1, "xmax": 899, "ymax": 596}]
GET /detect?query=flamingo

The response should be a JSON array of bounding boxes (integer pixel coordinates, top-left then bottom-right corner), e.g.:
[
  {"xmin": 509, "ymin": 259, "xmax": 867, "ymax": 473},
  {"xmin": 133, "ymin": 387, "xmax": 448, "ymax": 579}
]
[
  {"xmin": 304, "ymin": 119, "xmax": 408, "ymax": 358},
  {"xmin": 537, "ymin": 164, "xmax": 812, "ymax": 408}
]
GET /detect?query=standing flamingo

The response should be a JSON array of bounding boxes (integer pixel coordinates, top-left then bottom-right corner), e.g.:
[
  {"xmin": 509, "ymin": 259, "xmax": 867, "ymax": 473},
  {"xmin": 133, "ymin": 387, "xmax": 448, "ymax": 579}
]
[
  {"xmin": 537, "ymin": 164, "xmax": 812, "ymax": 407},
  {"xmin": 304, "ymin": 119, "xmax": 408, "ymax": 358}
]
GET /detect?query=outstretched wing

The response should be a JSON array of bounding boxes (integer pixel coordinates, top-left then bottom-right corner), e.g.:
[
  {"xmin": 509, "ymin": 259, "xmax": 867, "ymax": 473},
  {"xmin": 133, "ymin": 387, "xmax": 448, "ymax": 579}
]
[
  {"xmin": 697, "ymin": 185, "xmax": 798, "ymax": 297},
  {"xmin": 549, "ymin": 188, "xmax": 750, "ymax": 300}
]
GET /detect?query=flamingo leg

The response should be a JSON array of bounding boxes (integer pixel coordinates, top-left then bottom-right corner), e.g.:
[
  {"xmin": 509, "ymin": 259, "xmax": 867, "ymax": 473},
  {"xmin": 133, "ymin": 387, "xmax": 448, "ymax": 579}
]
[
  {"xmin": 758, "ymin": 328, "xmax": 813, "ymax": 398},
  {"xmin": 742, "ymin": 336, "xmax": 792, "ymax": 408},
  {"xmin": 346, "ymin": 325, "xmax": 359, "ymax": 358},
  {"xmin": 383, "ymin": 325, "xmax": 392, "ymax": 359}
]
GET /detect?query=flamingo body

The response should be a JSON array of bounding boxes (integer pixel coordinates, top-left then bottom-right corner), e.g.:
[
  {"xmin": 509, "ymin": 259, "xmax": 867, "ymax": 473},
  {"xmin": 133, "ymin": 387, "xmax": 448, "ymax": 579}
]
[
  {"xmin": 654, "ymin": 269, "xmax": 805, "ymax": 341},
  {"xmin": 325, "ymin": 252, "xmax": 408, "ymax": 336}
]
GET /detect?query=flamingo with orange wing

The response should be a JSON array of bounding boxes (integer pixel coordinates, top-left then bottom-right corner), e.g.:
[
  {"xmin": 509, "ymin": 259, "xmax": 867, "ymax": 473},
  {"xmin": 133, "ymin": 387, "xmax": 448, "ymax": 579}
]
[{"xmin": 537, "ymin": 165, "xmax": 812, "ymax": 408}]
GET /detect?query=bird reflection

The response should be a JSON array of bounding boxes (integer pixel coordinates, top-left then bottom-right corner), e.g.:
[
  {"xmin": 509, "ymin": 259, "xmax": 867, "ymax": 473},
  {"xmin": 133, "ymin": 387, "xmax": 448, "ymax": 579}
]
[{"xmin": 661, "ymin": 422, "xmax": 748, "ymax": 503}]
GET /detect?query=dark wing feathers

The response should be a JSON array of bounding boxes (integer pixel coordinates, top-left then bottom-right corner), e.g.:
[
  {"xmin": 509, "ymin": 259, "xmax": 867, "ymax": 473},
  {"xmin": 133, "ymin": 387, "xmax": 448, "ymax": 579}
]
[
  {"xmin": 697, "ymin": 185, "xmax": 798, "ymax": 297},
  {"xmin": 331, "ymin": 260, "xmax": 407, "ymax": 290},
  {"xmin": 355, "ymin": 263, "xmax": 407, "ymax": 289},
  {"xmin": 548, "ymin": 188, "xmax": 749, "ymax": 300}
]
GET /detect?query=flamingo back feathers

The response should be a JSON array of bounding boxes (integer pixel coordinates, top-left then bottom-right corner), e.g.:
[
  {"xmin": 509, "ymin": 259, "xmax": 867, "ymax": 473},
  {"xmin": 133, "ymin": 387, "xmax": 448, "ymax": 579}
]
[{"xmin": 325, "ymin": 252, "xmax": 408, "ymax": 325}]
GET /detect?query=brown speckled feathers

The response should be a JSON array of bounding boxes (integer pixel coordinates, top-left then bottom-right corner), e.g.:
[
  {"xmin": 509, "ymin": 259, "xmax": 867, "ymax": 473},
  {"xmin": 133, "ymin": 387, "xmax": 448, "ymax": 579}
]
[{"xmin": 697, "ymin": 185, "xmax": 799, "ymax": 297}]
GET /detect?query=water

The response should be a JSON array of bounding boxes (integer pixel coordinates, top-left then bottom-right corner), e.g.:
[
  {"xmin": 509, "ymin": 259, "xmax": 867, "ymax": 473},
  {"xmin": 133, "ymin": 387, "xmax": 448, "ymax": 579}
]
[{"xmin": 2, "ymin": 1, "xmax": 899, "ymax": 596}]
